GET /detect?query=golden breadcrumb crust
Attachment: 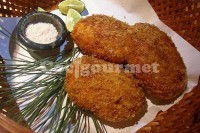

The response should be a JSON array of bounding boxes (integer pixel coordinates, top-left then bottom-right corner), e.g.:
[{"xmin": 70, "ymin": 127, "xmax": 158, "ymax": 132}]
[
  {"xmin": 72, "ymin": 15, "xmax": 133, "ymax": 63},
  {"xmin": 65, "ymin": 56, "xmax": 145, "ymax": 122},
  {"xmin": 128, "ymin": 23, "xmax": 187, "ymax": 101},
  {"xmin": 71, "ymin": 15, "xmax": 187, "ymax": 102}
]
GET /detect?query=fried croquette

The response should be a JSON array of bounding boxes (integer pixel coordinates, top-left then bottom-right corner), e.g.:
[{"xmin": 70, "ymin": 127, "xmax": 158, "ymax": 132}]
[
  {"xmin": 65, "ymin": 56, "xmax": 145, "ymax": 122},
  {"xmin": 71, "ymin": 14, "xmax": 187, "ymax": 103},
  {"xmin": 128, "ymin": 23, "xmax": 187, "ymax": 102},
  {"xmin": 71, "ymin": 15, "xmax": 133, "ymax": 63}
]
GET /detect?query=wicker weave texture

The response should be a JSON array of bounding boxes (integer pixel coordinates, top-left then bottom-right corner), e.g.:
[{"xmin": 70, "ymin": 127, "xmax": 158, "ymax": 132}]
[
  {"xmin": 0, "ymin": 0, "xmax": 199, "ymax": 51},
  {"xmin": 149, "ymin": 0, "xmax": 200, "ymax": 51},
  {"xmin": 0, "ymin": 0, "xmax": 61, "ymax": 17},
  {"xmin": 0, "ymin": 0, "xmax": 200, "ymax": 133},
  {"xmin": 137, "ymin": 78, "xmax": 200, "ymax": 133}
]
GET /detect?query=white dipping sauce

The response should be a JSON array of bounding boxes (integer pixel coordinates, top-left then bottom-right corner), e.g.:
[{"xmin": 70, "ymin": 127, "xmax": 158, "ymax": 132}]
[{"xmin": 25, "ymin": 22, "xmax": 58, "ymax": 44}]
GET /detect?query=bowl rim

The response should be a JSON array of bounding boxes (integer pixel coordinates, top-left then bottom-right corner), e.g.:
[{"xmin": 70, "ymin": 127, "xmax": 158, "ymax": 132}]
[{"xmin": 16, "ymin": 11, "xmax": 67, "ymax": 51}]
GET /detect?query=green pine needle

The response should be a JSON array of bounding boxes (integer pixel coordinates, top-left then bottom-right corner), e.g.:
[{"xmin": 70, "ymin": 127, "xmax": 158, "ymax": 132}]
[{"xmin": 0, "ymin": 46, "xmax": 107, "ymax": 133}]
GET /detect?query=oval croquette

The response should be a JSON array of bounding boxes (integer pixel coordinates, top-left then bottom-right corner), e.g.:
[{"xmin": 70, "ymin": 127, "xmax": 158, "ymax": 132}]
[
  {"xmin": 71, "ymin": 15, "xmax": 187, "ymax": 102},
  {"xmin": 128, "ymin": 23, "xmax": 187, "ymax": 102},
  {"xmin": 71, "ymin": 15, "xmax": 133, "ymax": 64},
  {"xmin": 65, "ymin": 56, "xmax": 146, "ymax": 122}
]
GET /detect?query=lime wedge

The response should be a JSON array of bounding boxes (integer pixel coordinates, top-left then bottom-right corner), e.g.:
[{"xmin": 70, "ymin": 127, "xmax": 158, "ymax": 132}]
[
  {"xmin": 37, "ymin": 7, "xmax": 46, "ymax": 12},
  {"xmin": 66, "ymin": 9, "xmax": 82, "ymax": 32},
  {"xmin": 58, "ymin": 0, "xmax": 85, "ymax": 15}
]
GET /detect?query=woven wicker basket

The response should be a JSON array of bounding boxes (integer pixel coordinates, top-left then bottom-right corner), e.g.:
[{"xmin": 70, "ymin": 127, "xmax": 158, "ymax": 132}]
[{"xmin": 0, "ymin": 0, "xmax": 200, "ymax": 133}]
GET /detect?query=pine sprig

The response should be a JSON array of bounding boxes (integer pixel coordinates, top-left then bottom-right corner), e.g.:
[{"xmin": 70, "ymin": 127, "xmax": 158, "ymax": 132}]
[{"xmin": 0, "ymin": 24, "xmax": 107, "ymax": 133}]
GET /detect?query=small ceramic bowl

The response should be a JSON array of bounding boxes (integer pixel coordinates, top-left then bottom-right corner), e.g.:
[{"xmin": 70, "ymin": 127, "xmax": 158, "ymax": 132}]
[{"xmin": 16, "ymin": 12, "xmax": 67, "ymax": 51}]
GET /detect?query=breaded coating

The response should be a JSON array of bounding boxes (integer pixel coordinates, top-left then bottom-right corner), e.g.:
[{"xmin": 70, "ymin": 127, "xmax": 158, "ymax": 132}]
[
  {"xmin": 128, "ymin": 23, "xmax": 187, "ymax": 101},
  {"xmin": 65, "ymin": 56, "xmax": 145, "ymax": 122},
  {"xmin": 71, "ymin": 14, "xmax": 187, "ymax": 102},
  {"xmin": 71, "ymin": 15, "xmax": 133, "ymax": 63}
]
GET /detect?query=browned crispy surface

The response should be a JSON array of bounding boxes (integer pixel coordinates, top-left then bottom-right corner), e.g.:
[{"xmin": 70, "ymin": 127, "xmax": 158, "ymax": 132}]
[
  {"xmin": 71, "ymin": 14, "xmax": 187, "ymax": 103},
  {"xmin": 65, "ymin": 56, "xmax": 145, "ymax": 122},
  {"xmin": 72, "ymin": 15, "xmax": 133, "ymax": 64},
  {"xmin": 128, "ymin": 23, "xmax": 187, "ymax": 102}
]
